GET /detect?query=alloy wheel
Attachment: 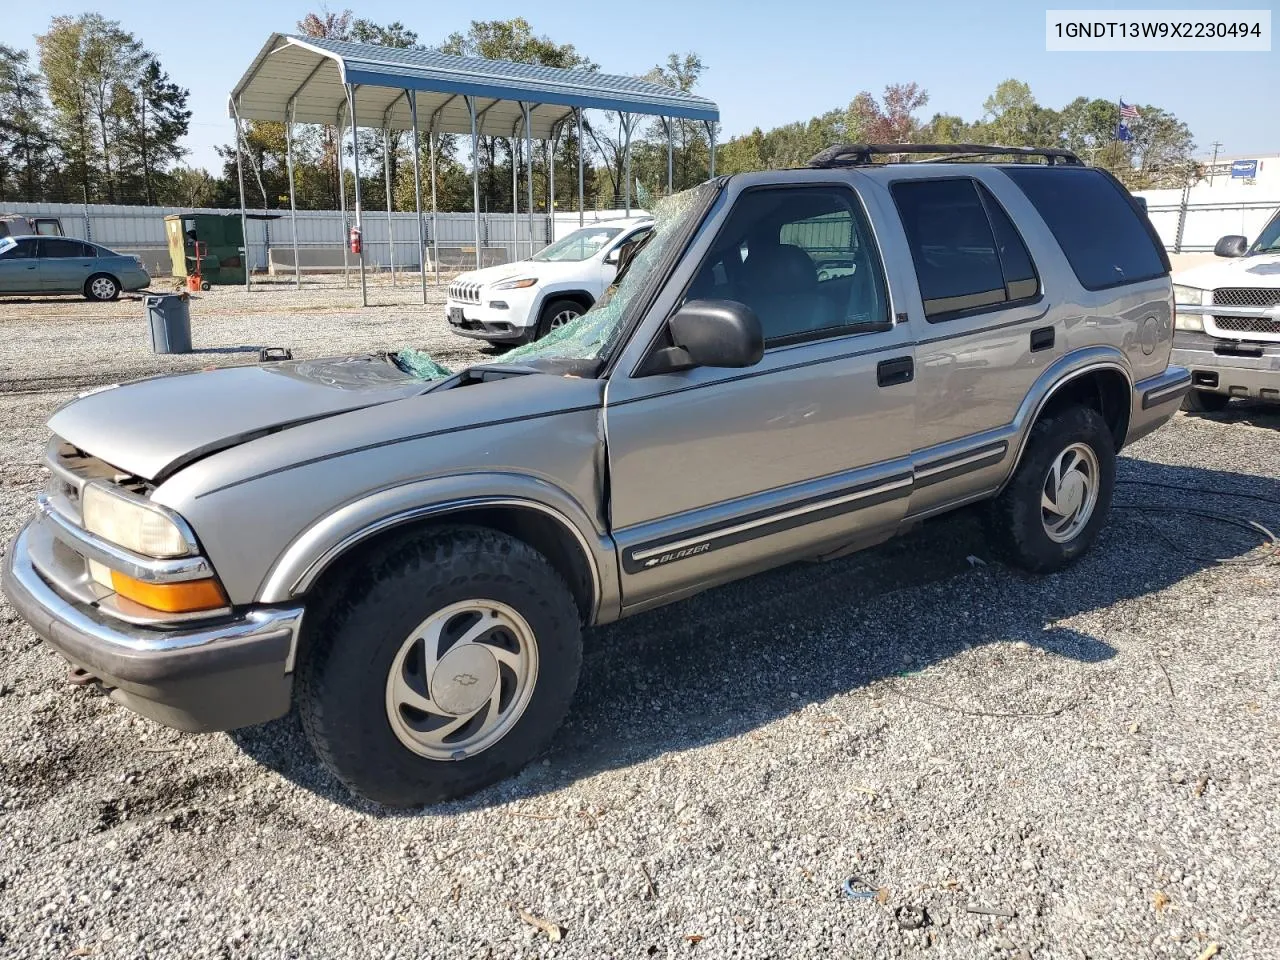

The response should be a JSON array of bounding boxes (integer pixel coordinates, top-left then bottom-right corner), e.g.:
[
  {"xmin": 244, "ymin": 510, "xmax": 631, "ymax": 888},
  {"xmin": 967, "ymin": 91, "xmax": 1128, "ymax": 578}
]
[{"xmin": 384, "ymin": 599, "xmax": 539, "ymax": 761}]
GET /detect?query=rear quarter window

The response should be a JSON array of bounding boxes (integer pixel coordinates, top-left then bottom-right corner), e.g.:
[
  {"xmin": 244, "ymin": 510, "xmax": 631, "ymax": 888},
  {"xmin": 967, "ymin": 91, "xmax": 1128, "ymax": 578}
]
[{"xmin": 1002, "ymin": 166, "xmax": 1168, "ymax": 291}]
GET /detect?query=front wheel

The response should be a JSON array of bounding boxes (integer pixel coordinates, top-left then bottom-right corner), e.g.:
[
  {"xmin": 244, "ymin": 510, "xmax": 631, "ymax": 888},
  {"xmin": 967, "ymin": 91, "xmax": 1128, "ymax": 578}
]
[
  {"xmin": 985, "ymin": 406, "xmax": 1116, "ymax": 573},
  {"xmin": 84, "ymin": 274, "xmax": 120, "ymax": 302},
  {"xmin": 535, "ymin": 298, "xmax": 584, "ymax": 339},
  {"xmin": 297, "ymin": 526, "xmax": 582, "ymax": 807},
  {"xmin": 1181, "ymin": 389, "xmax": 1231, "ymax": 414}
]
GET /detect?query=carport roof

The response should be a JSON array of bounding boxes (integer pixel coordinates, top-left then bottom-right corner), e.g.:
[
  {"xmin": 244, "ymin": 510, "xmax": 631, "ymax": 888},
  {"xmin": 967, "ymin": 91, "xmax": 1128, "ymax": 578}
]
[{"xmin": 229, "ymin": 34, "xmax": 720, "ymax": 138}]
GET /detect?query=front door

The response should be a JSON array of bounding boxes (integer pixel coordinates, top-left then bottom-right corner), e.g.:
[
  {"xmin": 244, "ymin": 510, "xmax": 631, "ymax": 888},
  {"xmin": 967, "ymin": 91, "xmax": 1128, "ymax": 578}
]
[
  {"xmin": 0, "ymin": 239, "xmax": 41, "ymax": 293},
  {"xmin": 38, "ymin": 238, "xmax": 96, "ymax": 293},
  {"xmin": 604, "ymin": 182, "xmax": 916, "ymax": 612}
]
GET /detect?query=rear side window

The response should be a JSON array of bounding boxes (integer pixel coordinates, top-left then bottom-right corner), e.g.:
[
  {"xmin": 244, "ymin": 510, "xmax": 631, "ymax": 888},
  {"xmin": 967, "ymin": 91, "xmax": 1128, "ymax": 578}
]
[
  {"xmin": 891, "ymin": 178, "xmax": 1040, "ymax": 322},
  {"xmin": 39, "ymin": 238, "xmax": 92, "ymax": 258},
  {"xmin": 1003, "ymin": 166, "xmax": 1167, "ymax": 290}
]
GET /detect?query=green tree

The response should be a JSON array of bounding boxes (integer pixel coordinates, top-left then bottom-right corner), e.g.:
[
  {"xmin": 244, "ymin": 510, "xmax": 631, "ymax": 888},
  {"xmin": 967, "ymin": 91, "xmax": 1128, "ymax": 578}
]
[
  {"xmin": 975, "ymin": 79, "xmax": 1062, "ymax": 148},
  {"xmin": 0, "ymin": 44, "xmax": 52, "ymax": 201},
  {"xmin": 118, "ymin": 58, "xmax": 192, "ymax": 204}
]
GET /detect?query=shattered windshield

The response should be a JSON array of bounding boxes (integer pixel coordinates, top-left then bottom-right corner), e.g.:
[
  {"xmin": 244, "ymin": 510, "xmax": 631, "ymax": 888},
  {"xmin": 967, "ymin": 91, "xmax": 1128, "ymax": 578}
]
[
  {"xmin": 530, "ymin": 226, "xmax": 622, "ymax": 262},
  {"xmin": 396, "ymin": 184, "xmax": 715, "ymax": 379}
]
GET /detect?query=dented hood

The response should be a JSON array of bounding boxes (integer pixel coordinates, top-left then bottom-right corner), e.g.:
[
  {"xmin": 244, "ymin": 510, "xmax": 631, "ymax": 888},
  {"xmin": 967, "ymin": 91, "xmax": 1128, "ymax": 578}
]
[{"xmin": 49, "ymin": 355, "xmax": 426, "ymax": 481}]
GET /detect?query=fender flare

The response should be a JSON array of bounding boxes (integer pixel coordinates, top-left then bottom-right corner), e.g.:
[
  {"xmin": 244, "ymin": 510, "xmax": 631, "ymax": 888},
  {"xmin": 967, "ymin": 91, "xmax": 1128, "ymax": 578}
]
[
  {"xmin": 256, "ymin": 472, "xmax": 618, "ymax": 623},
  {"xmin": 998, "ymin": 348, "xmax": 1133, "ymax": 492}
]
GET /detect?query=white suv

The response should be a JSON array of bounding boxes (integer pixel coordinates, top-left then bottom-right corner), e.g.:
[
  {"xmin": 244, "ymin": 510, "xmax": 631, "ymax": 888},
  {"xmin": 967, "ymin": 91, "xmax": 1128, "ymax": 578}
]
[{"xmin": 445, "ymin": 217, "xmax": 653, "ymax": 344}]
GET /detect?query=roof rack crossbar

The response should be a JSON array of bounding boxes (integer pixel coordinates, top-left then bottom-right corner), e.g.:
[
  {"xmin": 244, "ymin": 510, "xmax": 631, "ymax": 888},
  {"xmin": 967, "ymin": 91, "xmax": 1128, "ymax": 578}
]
[{"xmin": 808, "ymin": 143, "xmax": 1083, "ymax": 168}]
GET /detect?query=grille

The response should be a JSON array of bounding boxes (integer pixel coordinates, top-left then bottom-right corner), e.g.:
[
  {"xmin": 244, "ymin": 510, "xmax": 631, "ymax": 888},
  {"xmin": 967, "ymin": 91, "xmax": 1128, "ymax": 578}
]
[
  {"xmin": 1214, "ymin": 287, "xmax": 1280, "ymax": 307},
  {"xmin": 1212, "ymin": 288, "xmax": 1280, "ymax": 337},
  {"xmin": 448, "ymin": 280, "xmax": 481, "ymax": 304}
]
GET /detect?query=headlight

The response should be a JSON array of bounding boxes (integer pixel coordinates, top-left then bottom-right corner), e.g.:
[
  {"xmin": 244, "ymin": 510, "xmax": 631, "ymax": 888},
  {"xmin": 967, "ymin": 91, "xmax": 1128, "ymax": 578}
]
[
  {"xmin": 82, "ymin": 483, "xmax": 190, "ymax": 558},
  {"xmin": 1173, "ymin": 284, "xmax": 1205, "ymax": 305},
  {"xmin": 492, "ymin": 277, "xmax": 538, "ymax": 291},
  {"xmin": 1174, "ymin": 314, "xmax": 1204, "ymax": 332}
]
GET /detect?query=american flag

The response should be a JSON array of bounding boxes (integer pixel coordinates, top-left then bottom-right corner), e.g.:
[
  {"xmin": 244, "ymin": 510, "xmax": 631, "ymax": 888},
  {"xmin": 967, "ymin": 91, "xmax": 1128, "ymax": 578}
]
[{"xmin": 1119, "ymin": 101, "xmax": 1141, "ymax": 121}]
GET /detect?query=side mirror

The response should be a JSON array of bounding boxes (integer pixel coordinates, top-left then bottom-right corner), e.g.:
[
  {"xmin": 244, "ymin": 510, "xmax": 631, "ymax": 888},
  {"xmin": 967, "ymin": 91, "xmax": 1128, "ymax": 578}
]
[
  {"xmin": 1214, "ymin": 235, "xmax": 1248, "ymax": 258},
  {"xmin": 667, "ymin": 299, "xmax": 764, "ymax": 369},
  {"xmin": 603, "ymin": 247, "xmax": 621, "ymax": 265}
]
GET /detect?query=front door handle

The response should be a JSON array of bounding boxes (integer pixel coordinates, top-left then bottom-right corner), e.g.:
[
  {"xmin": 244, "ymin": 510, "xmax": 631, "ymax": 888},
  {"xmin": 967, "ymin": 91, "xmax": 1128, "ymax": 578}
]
[
  {"xmin": 877, "ymin": 356, "xmax": 914, "ymax": 387},
  {"xmin": 1030, "ymin": 326, "xmax": 1055, "ymax": 352}
]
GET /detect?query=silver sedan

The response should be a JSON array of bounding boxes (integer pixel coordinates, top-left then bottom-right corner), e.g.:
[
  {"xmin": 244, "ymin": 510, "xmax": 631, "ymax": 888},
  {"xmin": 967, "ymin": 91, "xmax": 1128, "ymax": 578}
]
[{"xmin": 0, "ymin": 235, "xmax": 151, "ymax": 301}]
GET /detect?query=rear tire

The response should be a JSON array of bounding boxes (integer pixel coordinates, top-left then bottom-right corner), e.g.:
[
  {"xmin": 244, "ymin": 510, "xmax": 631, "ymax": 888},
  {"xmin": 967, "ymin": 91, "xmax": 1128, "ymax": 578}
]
[
  {"xmin": 1181, "ymin": 389, "xmax": 1230, "ymax": 414},
  {"xmin": 535, "ymin": 298, "xmax": 584, "ymax": 339},
  {"xmin": 297, "ymin": 526, "xmax": 582, "ymax": 807},
  {"xmin": 985, "ymin": 406, "xmax": 1115, "ymax": 573},
  {"xmin": 84, "ymin": 274, "xmax": 120, "ymax": 302}
]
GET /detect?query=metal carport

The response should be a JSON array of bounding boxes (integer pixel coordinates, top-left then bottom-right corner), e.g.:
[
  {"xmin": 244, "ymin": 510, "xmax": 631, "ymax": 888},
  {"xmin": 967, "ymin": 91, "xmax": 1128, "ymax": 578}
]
[{"xmin": 229, "ymin": 33, "xmax": 721, "ymax": 305}]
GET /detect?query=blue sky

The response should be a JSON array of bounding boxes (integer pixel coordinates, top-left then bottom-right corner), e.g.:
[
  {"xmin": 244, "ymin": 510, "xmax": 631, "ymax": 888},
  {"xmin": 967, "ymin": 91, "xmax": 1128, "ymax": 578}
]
[{"xmin": 8, "ymin": 0, "xmax": 1276, "ymax": 170}]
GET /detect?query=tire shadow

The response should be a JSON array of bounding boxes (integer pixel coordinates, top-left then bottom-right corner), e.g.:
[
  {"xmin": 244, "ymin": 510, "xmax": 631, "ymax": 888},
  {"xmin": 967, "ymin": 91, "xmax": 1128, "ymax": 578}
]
[{"xmin": 230, "ymin": 456, "xmax": 1280, "ymax": 814}]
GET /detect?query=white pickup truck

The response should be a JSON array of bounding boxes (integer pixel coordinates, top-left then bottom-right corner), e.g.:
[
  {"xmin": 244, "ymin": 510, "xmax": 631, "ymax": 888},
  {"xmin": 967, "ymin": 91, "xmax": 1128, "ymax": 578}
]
[
  {"xmin": 1172, "ymin": 207, "xmax": 1280, "ymax": 411},
  {"xmin": 445, "ymin": 217, "xmax": 653, "ymax": 345}
]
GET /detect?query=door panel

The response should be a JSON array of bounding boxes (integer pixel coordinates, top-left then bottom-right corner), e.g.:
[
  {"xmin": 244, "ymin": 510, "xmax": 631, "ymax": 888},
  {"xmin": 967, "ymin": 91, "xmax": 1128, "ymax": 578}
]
[
  {"xmin": 38, "ymin": 238, "xmax": 95, "ymax": 292},
  {"xmin": 0, "ymin": 240, "xmax": 40, "ymax": 293},
  {"xmin": 604, "ymin": 181, "xmax": 915, "ymax": 611},
  {"xmin": 885, "ymin": 169, "xmax": 1064, "ymax": 518}
]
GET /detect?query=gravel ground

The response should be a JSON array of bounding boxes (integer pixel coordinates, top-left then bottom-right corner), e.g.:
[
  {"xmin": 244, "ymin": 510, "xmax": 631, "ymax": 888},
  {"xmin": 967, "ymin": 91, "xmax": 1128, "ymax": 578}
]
[{"xmin": 0, "ymin": 290, "xmax": 1277, "ymax": 959}]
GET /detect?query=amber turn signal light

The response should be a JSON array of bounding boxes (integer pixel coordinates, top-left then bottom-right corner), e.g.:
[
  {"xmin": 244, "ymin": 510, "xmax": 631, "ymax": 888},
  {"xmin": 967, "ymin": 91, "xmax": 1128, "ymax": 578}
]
[{"xmin": 109, "ymin": 572, "xmax": 228, "ymax": 613}]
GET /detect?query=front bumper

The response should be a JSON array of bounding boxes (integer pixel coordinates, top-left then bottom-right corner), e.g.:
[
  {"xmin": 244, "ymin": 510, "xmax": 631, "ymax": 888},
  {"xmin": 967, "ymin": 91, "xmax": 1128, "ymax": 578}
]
[
  {"xmin": 1171, "ymin": 330, "xmax": 1280, "ymax": 401},
  {"xmin": 2, "ymin": 524, "xmax": 301, "ymax": 732},
  {"xmin": 445, "ymin": 295, "xmax": 536, "ymax": 343}
]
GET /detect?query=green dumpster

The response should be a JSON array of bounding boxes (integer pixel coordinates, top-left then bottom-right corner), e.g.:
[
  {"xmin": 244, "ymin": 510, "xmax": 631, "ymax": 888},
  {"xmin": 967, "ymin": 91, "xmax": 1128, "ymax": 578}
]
[{"xmin": 164, "ymin": 214, "xmax": 246, "ymax": 286}]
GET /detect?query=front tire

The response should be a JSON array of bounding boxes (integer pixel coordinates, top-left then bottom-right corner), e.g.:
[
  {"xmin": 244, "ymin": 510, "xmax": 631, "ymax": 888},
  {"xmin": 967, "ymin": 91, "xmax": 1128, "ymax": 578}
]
[
  {"xmin": 84, "ymin": 274, "xmax": 120, "ymax": 302},
  {"xmin": 297, "ymin": 526, "xmax": 582, "ymax": 807},
  {"xmin": 986, "ymin": 407, "xmax": 1116, "ymax": 573},
  {"xmin": 535, "ymin": 298, "xmax": 584, "ymax": 339},
  {"xmin": 1181, "ymin": 389, "xmax": 1231, "ymax": 414}
]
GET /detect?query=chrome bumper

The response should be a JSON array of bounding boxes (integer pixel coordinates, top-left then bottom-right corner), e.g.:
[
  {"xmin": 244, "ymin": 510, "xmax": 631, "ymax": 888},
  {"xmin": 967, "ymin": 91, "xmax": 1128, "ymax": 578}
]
[
  {"xmin": 2, "ymin": 524, "xmax": 302, "ymax": 732},
  {"xmin": 1172, "ymin": 331, "xmax": 1280, "ymax": 401}
]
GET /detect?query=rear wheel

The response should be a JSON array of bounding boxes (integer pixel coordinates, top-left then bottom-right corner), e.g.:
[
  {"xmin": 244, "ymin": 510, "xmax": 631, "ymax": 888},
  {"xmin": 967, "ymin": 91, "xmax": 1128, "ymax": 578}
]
[
  {"xmin": 535, "ymin": 298, "xmax": 584, "ymax": 339},
  {"xmin": 986, "ymin": 406, "xmax": 1115, "ymax": 573},
  {"xmin": 1181, "ymin": 389, "xmax": 1231, "ymax": 414},
  {"xmin": 297, "ymin": 526, "xmax": 582, "ymax": 807},
  {"xmin": 84, "ymin": 274, "xmax": 120, "ymax": 302}
]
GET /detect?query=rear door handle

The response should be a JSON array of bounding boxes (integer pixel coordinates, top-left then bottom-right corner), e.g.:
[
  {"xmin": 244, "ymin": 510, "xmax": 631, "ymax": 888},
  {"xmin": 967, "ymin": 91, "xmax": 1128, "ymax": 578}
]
[
  {"xmin": 1030, "ymin": 326, "xmax": 1055, "ymax": 352},
  {"xmin": 877, "ymin": 356, "xmax": 914, "ymax": 387}
]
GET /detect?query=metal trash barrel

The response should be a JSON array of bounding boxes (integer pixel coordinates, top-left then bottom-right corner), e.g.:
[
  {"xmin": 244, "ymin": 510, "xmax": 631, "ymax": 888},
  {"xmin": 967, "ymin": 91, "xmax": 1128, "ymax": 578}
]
[{"xmin": 145, "ymin": 293, "xmax": 192, "ymax": 354}]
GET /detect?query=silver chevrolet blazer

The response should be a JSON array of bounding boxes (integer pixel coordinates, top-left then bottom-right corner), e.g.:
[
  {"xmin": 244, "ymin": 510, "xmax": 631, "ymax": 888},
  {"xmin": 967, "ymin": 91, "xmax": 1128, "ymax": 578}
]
[{"xmin": 3, "ymin": 145, "xmax": 1190, "ymax": 806}]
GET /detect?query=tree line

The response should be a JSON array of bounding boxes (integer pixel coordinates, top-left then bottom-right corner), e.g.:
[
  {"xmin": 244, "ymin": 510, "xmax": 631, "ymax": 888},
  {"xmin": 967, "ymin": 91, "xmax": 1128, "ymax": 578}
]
[
  {"xmin": 0, "ymin": 11, "xmax": 1199, "ymax": 214},
  {"xmin": 0, "ymin": 14, "xmax": 191, "ymax": 205}
]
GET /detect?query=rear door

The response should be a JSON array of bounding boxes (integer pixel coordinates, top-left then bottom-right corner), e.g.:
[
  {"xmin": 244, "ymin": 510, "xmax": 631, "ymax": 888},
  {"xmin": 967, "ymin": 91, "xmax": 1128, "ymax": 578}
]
[
  {"xmin": 887, "ymin": 173, "xmax": 1053, "ymax": 518},
  {"xmin": 604, "ymin": 178, "xmax": 916, "ymax": 612},
  {"xmin": 0, "ymin": 239, "xmax": 41, "ymax": 293},
  {"xmin": 38, "ymin": 238, "xmax": 96, "ymax": 293}
]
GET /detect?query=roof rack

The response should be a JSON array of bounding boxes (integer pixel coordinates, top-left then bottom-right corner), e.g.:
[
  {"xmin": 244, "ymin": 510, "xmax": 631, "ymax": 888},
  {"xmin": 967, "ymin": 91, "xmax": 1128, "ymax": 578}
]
[{"xmin": 807, "ymin": 143, "xmax": 1084, "ymax": 168}]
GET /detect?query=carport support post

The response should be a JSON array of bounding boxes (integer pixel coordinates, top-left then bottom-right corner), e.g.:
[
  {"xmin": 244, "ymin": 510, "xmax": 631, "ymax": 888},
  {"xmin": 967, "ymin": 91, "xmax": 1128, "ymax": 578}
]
[
  {"xmin": 336, "ymin": 106, "xmax": 350, "ymax": 287},
  {"xmin": 345, "ymin": 83, "xmax": 367, "ymax": 308},
  {"xmin": 576, "ymin": 108, "xmax": 585, "ymax": 229},
  {"xmin": 548, "ymin": 123, "xmax": 558, "ymax": 238},
  {"xmin": 285, "ymin": 102, "xmax": 301, "ymax": 289},
  {"xmin": 511, "ymin": 124, "xmax": 519, "ymax": 260},
  {"xmin": 662, "ymin": 117, "xmax": 674, "ymax": 194},
  {"xmin": 408, "ymin": 90, "xmax": 426, "ymax": 304},
  {"xmin": 622, "ymin": 113, "xmax": 633, "ymax": 216},
  {"xmin": 466, "ymin": 96, "xmax": 481, "ymax": 270},
  {"xmin": 523, "ymin": 102, "xmax": 534, "ymax": 257},
  {"xmin": 383, "ymin": 127, "xmax": 396, "ymax": 286},
  {"xmin": 429, "ymin": 125, "xmax": 440, "ymax": 286},
  {"xmin": 231, "ymin": 102, "xmax": 250, "ymax": 291},
  {"xmin": 707, "ymin": 120, "xmax": 716, "ymax": 178}
]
